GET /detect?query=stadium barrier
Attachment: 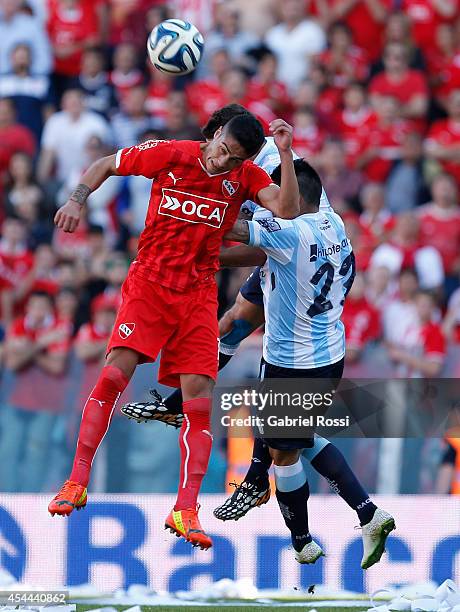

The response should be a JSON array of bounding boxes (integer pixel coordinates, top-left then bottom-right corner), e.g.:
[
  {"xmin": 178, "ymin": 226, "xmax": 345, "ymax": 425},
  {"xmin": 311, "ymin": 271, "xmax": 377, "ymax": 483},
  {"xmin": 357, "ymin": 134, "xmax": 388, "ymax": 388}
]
[{"xmin": 0, "ymin": 495, "xmax": 458, "ymax": 594}]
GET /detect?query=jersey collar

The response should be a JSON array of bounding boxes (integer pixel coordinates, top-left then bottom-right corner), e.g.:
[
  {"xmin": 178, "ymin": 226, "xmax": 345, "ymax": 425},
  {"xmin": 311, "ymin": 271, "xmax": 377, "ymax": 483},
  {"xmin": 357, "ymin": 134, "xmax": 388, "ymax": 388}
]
[{"xmin": 198, "ymin": 158, "xmax": 231, "ymax": 177}]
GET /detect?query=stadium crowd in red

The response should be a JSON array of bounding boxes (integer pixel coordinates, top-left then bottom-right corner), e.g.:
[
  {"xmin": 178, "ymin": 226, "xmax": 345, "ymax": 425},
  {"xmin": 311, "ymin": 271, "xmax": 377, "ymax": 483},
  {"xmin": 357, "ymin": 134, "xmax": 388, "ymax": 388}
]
[{"xmin": 1, "ymin": 0, "xmax": 460, "ymax": 396}]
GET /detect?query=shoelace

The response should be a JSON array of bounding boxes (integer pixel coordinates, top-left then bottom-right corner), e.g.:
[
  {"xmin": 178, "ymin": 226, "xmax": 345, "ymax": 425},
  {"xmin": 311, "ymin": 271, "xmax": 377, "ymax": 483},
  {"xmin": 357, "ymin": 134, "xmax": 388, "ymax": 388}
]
[{"xmin": 58, "ymin": 480, "xmax": 80, "ymax": 499}]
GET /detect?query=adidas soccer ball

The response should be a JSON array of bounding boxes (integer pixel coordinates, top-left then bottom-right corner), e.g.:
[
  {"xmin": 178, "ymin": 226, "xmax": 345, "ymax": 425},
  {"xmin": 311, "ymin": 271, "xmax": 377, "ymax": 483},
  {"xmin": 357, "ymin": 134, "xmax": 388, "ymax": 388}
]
[{"xmin": 147, "ymin": 19, "xmax": 204, "ymax": 76}]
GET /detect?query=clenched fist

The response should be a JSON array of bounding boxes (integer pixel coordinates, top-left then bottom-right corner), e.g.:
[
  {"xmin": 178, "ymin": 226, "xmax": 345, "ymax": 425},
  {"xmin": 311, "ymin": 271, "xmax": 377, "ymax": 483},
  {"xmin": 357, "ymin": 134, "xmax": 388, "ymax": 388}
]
[
  {"xmin": 269, "ymin": 119, "xmax": 294, "ymax": 153},
  {"xmin": 54, "ymin": 200, "xmax": 82, "ymax": 233}
]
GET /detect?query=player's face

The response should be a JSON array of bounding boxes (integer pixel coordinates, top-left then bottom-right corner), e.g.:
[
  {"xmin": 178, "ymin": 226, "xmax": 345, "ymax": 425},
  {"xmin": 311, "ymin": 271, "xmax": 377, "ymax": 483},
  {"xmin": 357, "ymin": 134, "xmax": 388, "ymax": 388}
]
[{"xmin": 203, "ymin": 127, "xmax": 248, "ymax": 174}]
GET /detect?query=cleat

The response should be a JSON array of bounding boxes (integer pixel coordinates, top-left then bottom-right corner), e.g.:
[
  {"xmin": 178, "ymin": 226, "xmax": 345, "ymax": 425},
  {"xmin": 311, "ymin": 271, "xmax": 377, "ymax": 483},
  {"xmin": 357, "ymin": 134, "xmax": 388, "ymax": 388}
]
[
  {"xmin": 295, "ymin": 540, "xmax": 325, "ymax": 564},
  {"xmin": 361, "ymin": 508, "xmax": 396, "ymax": 569},
  {"xmin": 165, "ymin": 506, "xmax": 212, "ymax": 550},
  {"xmin": 120, "ymin": 389, "xmax": 183, "ymax": 429},
  {"xmin": 48, "ymin": 480, "xmax": 87, "ymax": 516},
  {"xmin": 214, "ymin": 480, "xmax": 271, "ymax": 521}
]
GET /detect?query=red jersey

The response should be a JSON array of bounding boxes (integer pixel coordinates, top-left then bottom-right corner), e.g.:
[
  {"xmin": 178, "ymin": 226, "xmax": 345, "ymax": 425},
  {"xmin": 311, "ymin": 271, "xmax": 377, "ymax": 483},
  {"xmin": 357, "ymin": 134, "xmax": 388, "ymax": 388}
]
[
  {"xmin": 370, "ymin": 70, "xmax": 428, "ymax": 103},
  {"xmin": 0, "ymin": 125, "xmax": 36, "ymax": 177},
  {"xmin": 330, "ymin": 0, "xmax": 392, "ymax": 61},
  {"xmin": 0, "ymin": 245, "xmax": 33, "ymax": 292},
  {"xmin": 115, "ymin": 139, "xmax": 274, "ymax": 291},
  {"xmin": 292, "ymin": 125, "xmax": 326, "ymax": 159},
  {"xmin": 342, "ymin": 296, "xmax": 381, "ymax": 350},
  {"xmin": 8, "ymin": 315, "xmax": 72, "ymax": 413},
  {"xmin": 186, "ymin": 80, "xmax": 227, "ymax": 127},
  {"xmin": 247, "ymin": 79, "xmax": 293, "ymax": 119},
  {"xmin": 356, "ymin": 120, "xmax": 412, "ymax": 181},
  {"xmin": 317, "ymin": 47, "xmax": 370, "ymax": 89},
  {"xmin": 47, "ymin": 0, "xmax": 99, "ymax": 76},
  {"xmin": 146, "ymin": 79, "xmax": 172, "ymax": 122},
  {"xmin": 337, "ymin": 107, "xmax": 376, "ymax": 167},
  {"xmin": 402, "ymin": 0, "xmax": 459, "ymax": 54},
  {"xmin": 418, "ymin": 203, "xmax": 460, "ymax": 274},
  {"xmin": 426, "ymin": 119, "xmax": 460, "ymax": 186}
]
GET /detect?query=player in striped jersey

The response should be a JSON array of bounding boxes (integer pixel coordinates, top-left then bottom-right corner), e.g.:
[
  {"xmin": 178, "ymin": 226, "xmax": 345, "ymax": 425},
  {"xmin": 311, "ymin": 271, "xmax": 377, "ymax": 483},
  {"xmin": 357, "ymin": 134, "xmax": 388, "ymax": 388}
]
[{"xmin": 222, "ymin": 159, "xmax": 395, "ymax": 567}]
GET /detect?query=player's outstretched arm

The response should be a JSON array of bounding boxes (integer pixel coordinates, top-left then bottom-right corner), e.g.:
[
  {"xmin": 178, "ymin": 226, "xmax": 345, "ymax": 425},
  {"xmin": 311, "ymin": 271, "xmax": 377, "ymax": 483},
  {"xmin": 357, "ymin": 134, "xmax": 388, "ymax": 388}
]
[
  {"xmin": 54, "ymin": 154, "xmax": 118, "ymax": 233},
  {"xmin": 224, "ymin": 220, "xmax": 250, "ymax": 244},
  {"xmin": 257, "ymin": 120, "xmax": 300, "ymax": 220},
  {"xmin": 219, "ymin": 245, "xmax": 267, "ymax": 268}
]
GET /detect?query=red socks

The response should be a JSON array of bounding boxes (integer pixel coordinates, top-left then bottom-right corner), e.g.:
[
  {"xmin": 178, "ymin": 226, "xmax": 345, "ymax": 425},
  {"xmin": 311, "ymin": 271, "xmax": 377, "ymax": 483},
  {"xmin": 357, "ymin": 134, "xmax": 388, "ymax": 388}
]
[
  {"xmin": 175, "ymin": 397, "xmax": 213, "ymax": 510},
  {"xmin": 70, "ymin": 365, "xmax": 129, "ymax": 487}
]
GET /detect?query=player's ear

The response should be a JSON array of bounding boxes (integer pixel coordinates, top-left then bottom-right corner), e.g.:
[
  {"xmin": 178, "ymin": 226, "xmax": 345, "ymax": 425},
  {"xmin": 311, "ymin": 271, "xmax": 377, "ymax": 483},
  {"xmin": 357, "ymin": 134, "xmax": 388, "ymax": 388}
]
[{"xmin": 213, "ymin": 126, "xmax": 223, "ymax": 140}]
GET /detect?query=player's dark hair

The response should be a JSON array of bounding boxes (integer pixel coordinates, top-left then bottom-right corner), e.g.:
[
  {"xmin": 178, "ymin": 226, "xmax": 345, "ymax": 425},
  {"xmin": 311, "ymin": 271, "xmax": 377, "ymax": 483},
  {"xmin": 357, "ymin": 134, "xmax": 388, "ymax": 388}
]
[
  {"xmin": 201, "ymin": 104, "xmax": 251, "ymax": 139},
  {"xmin": 271, "ymin": 159, "xmax": 323, "ymax": 210},
  {"xmin": 225, "ymin": 114, "xmax": 265, "ymax": 158}
]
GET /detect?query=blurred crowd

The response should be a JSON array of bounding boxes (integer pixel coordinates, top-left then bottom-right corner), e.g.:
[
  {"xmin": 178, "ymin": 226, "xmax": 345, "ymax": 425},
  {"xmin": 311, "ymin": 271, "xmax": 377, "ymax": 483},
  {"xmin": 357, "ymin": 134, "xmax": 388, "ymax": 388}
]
[{"xmin": 0, "ymin": 0, "xmax": 460, "ymax": 493}]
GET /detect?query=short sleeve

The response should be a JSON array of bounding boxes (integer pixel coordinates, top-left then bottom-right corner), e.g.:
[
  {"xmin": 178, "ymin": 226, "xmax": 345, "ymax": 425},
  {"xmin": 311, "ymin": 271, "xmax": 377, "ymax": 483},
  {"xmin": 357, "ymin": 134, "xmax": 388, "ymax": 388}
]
[
  {"xmin": 115, "ymin": 140, "xmax": 173, "ymax": 179},
  {"xmin": 424, "ymin": 324, "xmax": 446, "ymax": 360},
  {"xmin": 247, "ymin": 217, "xmax": 297, "ymax": 264},
  {"xmin": 244, "ymin": 164, "xmax": 276, "ymax": 204},
  {"xmin": 7, "ymin": 319, "xmax": 24, "ymax": 339}
]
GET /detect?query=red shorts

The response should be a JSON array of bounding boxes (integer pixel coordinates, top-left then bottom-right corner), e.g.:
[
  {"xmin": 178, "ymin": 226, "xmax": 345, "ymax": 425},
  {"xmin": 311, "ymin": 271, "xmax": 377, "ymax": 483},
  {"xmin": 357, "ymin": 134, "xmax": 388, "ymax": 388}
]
[{"xmin": 107, "ymin": 270, "xmax": 219, "ymax": 387}]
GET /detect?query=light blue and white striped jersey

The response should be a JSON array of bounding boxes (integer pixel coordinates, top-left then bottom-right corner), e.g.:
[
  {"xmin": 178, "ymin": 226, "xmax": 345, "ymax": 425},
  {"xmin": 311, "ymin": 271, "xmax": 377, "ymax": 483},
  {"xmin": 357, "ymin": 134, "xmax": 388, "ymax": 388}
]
[
  {"xmin": 247, "ymin": 201, "xmax": 355, "ymax": 369},
  {"xmin": 242, "ymin": 137, "xmax": 331, "ymax": 220}
]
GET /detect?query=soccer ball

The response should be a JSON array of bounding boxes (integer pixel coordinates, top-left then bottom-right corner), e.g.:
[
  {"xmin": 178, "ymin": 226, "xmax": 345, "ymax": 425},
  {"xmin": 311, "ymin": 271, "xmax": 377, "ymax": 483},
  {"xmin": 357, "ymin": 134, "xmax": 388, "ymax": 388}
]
[{"xmin": 147, "ymin": 19, "xmax": 204, "ymax": 76}]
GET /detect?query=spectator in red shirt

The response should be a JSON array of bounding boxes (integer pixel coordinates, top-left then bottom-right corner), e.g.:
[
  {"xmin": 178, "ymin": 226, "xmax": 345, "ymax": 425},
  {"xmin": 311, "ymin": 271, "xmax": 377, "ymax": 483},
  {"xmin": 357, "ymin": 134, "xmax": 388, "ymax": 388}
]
[
  {"xmin": 247, "ymin": 48, "xmax": 293, "ymax": 120},
  {"xmin": 146, "ymin": 62, "xmax": 174, "ymax": 124},
  {"xmin": 355, "ymin": 94, "xmax": 411, "ymax": 182},
  {"xmin": 315, "ymin": 21, "xmax": 369, "ymax": 92},
  {"xmin": 220, "ymin": 67, "xmax": 276, "ymax": 132},
  {"xmin": 418, "ymin": 173, "xmax": 460, "ymax": 280},
  {"xmin": 369, "ymin": 42, "xmax": 429, "ymax": 124},
  {"xmin": 47, "ymin": 0, "xmax": 101, "ymax": 98},
  {"xmin": 0, "ymin": 291, "xmax": 73, "ymax": 491},
  {"xmin": 342, "ymin": 271, "xmax": 381, "ymax": 363},
  {"xmin": 425, "ymin": 24, "xmax": 460, "ymax": 108},
  {"xmin": 291, "ymin": 106, "xmax": 325, "ymax": 162},
  {"xmin": 337, "ymin": 82, "xmax": 375, "ymax": 168},
  {"xmin": 387, "ymin": 290, "xmax": 446, "ymax": 378},
  {"xmin": 110, "ymin": 42, "xmax": 144, "ymax": 106},
  {"xmin": 185, "ymin": 49, "xmax": 230, "ymax": 126},
  {"xmin": 425, "ymin": 89, "xmax": 460, "ymax": 187},
  {"xmin": 329, "ymin": 0, "xmax": 391, "ymax": 62},
  {"xmin": 0, "ymin": 217, "xmax": 34, "ymax": 326},
  {"xmin": 401, "ymin": 0, "xmax": 458, "ymax": 56},
  {"xmin": 370, "ymin": 211, "xmax": 445, "ymax": 290}
]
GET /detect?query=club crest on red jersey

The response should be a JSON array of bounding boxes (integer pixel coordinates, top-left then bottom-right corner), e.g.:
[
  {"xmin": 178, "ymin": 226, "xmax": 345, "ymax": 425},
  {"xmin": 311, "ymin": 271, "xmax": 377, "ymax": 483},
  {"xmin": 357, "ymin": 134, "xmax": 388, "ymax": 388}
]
[
  {"xmin": 158, "ymin": 188, "xmax": 228, "ymax": 228},
  {"xmin": 119, "ymin": 323, "xmax": 135, "ymax": 339},
  {"xmin": 222, "ymin": 180, "xmax": 239, "ymax": 197}
]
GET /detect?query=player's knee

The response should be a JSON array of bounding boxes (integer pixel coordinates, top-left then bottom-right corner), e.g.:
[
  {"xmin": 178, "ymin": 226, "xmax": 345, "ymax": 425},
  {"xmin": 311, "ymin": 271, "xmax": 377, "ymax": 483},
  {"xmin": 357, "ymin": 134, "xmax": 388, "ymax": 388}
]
[
  {"xmin": 105, "ymin": 348, "xmax": 139, "ymax": 380},
  {"xmin": 181, "ymin": 374, "xmax": 214, "ymax": 401},
  {"xmin": 269, "ymin": 449, "xmax": 301, "ymax": 466}
]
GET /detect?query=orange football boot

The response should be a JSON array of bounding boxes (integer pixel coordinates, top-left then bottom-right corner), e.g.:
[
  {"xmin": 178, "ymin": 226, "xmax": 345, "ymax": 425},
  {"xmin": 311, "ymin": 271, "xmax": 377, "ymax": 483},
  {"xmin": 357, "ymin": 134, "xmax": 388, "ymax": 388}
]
[
  {"xmin": 165, "ymin": 505, "xmax": 212, "ymax": 550},
  {"xmin": 48, "ymin": 480, "xmax": 87, "ymax": 516}
]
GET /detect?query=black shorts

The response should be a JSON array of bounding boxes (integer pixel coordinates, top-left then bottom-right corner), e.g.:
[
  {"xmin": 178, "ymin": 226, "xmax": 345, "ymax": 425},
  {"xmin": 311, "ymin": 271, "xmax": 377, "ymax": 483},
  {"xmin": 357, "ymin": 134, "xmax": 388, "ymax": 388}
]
[
  {"xmin": 259, "ymin": 357, "xmax": 344, "ymax": 451},
  {"xmin": 239, "ymin": 266, "xmax": 263, "ymax": 307}
]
